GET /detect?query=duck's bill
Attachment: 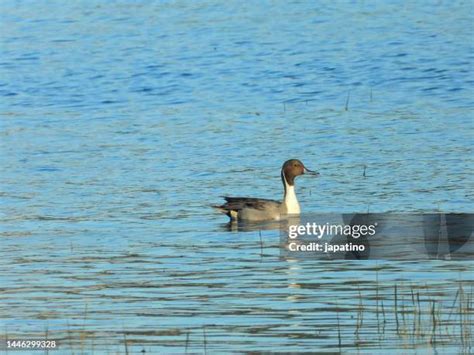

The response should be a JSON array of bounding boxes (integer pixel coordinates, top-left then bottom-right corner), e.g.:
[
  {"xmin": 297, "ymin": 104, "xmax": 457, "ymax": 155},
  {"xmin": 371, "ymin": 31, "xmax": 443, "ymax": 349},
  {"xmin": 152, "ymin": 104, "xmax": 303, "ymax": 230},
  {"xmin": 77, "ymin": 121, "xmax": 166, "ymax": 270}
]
[{"xmin": 304, "ymin": 167, "xmax": 320, "ymax": 176}]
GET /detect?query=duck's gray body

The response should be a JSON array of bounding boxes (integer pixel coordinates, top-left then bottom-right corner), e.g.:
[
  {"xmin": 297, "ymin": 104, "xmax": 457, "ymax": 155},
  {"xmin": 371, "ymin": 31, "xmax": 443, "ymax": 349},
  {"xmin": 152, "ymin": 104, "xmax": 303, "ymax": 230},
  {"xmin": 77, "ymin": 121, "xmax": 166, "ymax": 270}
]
[
  {"xmin": 214, "ymin": 159, "xmax": 318, "ymax": 222},
  {"xmin": 218, "ymin": 197, "xmax": 284, "ymax": 221}
]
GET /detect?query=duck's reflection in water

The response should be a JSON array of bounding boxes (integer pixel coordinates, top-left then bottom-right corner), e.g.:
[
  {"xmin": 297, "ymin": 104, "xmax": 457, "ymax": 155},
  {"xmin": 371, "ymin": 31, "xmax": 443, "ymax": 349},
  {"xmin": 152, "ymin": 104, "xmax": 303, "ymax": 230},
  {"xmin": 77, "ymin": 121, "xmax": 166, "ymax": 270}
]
[{"xmin": 221, "ymin": 215, "xmax": 301, "ymax": 232}]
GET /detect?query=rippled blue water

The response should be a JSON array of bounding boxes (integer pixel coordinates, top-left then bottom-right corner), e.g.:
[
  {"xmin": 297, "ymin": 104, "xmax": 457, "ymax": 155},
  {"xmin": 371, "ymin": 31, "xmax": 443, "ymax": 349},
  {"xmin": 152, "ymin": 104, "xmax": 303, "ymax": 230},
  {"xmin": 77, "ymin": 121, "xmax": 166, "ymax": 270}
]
[{"xmin": 1, "ymin": 1, "xmax": 473, "ymax": 353}]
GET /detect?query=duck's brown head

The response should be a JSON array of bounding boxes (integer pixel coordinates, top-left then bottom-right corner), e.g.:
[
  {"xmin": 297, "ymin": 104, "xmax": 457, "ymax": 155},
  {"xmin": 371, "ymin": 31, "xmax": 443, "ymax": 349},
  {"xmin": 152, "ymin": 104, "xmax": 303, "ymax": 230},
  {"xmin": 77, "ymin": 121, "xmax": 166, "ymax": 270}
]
[{"xmin": 281, "ymin": 159, "xmax": 319, "ymax": 186}]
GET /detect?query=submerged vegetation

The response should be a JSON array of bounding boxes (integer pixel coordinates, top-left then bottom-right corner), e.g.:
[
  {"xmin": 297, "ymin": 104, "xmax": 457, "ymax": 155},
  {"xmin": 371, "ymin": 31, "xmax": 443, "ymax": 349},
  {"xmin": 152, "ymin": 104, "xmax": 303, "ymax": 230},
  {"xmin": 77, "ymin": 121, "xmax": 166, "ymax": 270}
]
[{"xmin": 2, "ymin": 282, "xmax": 471, "ymax": 353}]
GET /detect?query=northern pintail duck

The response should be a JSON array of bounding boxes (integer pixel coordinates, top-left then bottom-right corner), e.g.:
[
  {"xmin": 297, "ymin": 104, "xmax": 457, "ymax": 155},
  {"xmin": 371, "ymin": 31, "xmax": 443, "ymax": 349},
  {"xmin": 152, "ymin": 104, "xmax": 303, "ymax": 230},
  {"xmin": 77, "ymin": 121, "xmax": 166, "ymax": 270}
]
[{"xmin": 214, "ymin": 159, "xmax": 319, "ymax": 222}]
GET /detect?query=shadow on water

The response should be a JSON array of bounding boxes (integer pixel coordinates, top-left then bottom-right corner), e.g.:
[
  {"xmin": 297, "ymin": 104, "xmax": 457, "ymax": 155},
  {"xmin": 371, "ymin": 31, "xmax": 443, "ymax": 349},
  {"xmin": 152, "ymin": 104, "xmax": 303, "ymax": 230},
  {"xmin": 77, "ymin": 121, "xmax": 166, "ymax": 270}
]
[{"xmin": 219, "ymin": 216, "xmax": 301, "ymax": 233}]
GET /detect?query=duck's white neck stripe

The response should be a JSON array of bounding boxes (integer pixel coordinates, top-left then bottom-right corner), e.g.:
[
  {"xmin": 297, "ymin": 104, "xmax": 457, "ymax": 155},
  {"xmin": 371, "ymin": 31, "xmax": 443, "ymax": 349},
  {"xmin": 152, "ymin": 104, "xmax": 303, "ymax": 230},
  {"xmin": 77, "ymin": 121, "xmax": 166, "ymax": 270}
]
[{"xmin": 283, "ymin": 176, "xmax": 300, "ymax": 215}]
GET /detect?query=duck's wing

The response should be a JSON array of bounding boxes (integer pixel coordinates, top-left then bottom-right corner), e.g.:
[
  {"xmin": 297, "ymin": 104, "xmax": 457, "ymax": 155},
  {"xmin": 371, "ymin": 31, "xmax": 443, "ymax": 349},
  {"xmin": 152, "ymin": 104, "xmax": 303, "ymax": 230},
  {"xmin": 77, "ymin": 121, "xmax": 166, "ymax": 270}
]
[
  {"xmin": 222, "ymin": 196, "xmax": 281, "ymax": 210},
  {"xmin": 212, "ymin": 196, "xmax": 281, "ymax": 220}
]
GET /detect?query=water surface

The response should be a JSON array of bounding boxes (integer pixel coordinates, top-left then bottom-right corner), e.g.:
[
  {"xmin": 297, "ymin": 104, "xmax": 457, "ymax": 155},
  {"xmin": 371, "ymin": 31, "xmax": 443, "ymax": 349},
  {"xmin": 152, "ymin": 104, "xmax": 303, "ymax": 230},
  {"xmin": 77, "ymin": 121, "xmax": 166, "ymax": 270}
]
[{"xmin": 1, "ymin": 1, "xmax": 473, "ymax": 353}]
